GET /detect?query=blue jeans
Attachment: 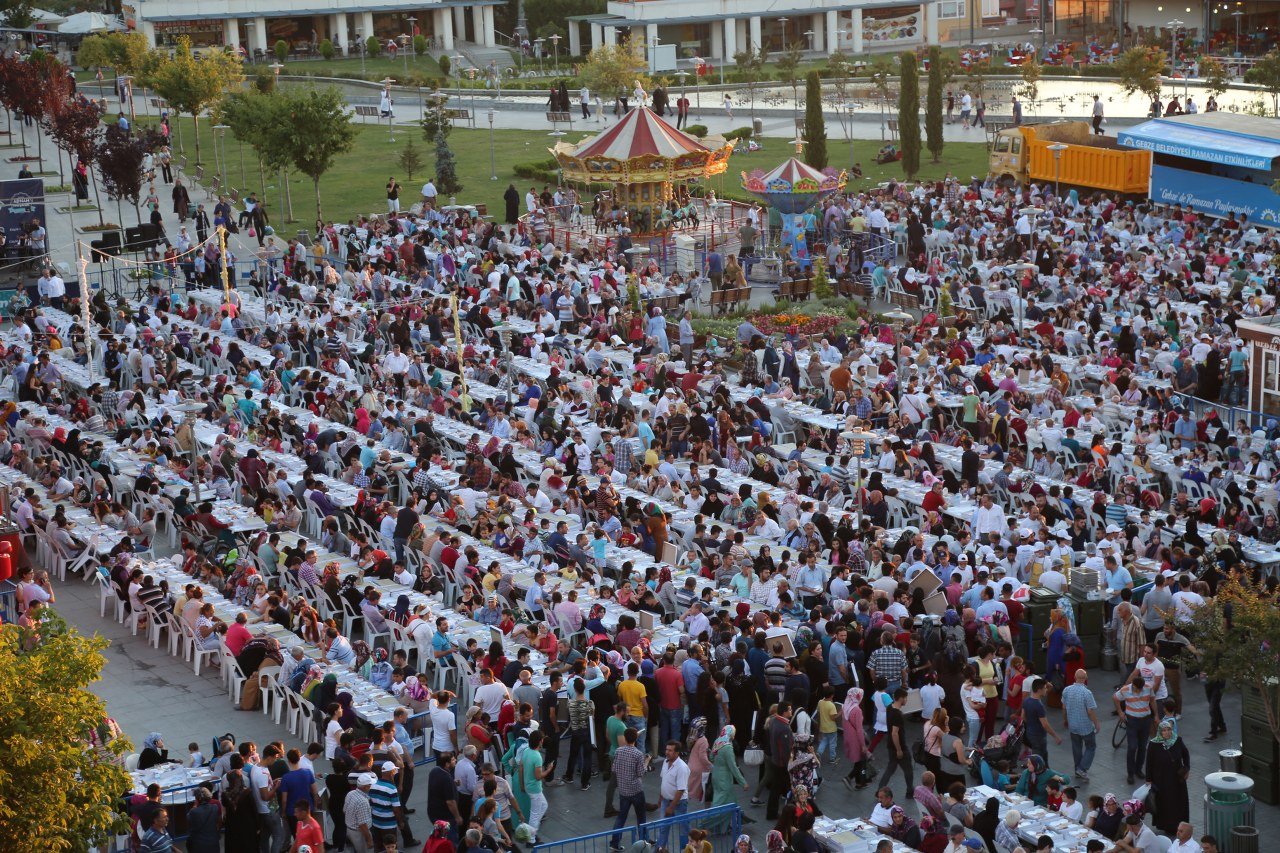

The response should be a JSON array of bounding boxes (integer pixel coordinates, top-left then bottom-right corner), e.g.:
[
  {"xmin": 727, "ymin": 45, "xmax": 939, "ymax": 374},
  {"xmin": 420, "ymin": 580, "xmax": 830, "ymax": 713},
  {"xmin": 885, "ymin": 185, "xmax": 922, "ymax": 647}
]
[
  {"xmin": 660, "ymin": 707, "xmax": 683, "ymax": 748},
  {"xmin": 610, "ymin": 791, "xmax": 647, "ymax": 848},
  {"xmin": 628, "ymin": 716, "xmax": 648, "ymax": 754},
  {"xmin": 1070, "ymin": 731, "xmax": 1097, "ymax": 773},
  {"xmin": 656, "ymin": 797, "xmax": 689, "ymax": 851},
  {"xmin": 817, "ymin": 732, "xmax": 838, "ymax": 762},
  {"xmin": 1125, "ymin": 715, "xmax": 1150, "ymax": 777}
]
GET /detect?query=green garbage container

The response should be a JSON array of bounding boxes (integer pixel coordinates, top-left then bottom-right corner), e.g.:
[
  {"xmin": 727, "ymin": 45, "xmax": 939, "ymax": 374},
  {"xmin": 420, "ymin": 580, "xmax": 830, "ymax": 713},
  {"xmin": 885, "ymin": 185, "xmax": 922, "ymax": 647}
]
[{"xmin": 1204, "ymin": 772, "xmax": 1254, "ymax": 853}]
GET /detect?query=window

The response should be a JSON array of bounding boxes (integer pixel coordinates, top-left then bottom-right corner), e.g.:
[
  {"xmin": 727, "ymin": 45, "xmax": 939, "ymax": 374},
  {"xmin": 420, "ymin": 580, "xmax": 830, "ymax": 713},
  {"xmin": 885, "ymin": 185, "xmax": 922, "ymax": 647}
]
[
  {"xmin": 1261, "ymin": 350, "xmax": 1280, "ymax": 416},
  {"xmin": 937, "ymin": 0, "xmax": 966, "ymax": 19},
  {"xmin": 994, "ymin": 136, "xmax": 1010, "ymax": 153},
  {"xmin": 1010, "ymin": 136, "xmax": 1023, "ymax": 155}
]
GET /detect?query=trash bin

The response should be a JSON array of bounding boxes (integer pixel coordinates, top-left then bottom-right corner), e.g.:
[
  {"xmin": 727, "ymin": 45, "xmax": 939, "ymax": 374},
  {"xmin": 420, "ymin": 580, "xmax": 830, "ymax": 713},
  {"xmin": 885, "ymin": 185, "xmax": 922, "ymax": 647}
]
[
  {"xmin": 673, "ymin": 234, "xmax": 701, "ymax": 276},
  {"xmin": 752, "ymin": 118, "xmax": 763, "ymax": 136},
  {"xmin": 1220, "ymin": 749, "xmax": 1243, "ymax": 773},
  {"xmin": 1232, "ymin": 827, "xmax": 1259, "ymax": 853},
  {"xmin": 1204, "ymin": 772, "xmax": 1254, "ymax": 853}
]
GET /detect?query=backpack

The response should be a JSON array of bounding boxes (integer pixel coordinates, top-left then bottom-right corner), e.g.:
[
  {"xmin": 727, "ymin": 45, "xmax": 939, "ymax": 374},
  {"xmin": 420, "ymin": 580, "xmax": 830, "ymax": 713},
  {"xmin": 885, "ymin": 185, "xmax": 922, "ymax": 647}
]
[{"xmin": 942, "ymin": 625, "xmax": 967, "ymax": 664}]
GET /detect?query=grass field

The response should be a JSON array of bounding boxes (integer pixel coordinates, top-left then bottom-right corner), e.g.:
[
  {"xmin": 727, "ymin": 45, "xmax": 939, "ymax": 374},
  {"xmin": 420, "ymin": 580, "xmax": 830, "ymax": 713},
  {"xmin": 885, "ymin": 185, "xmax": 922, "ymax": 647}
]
[{"xmin": 132, "ymin": 115, "xmax": 990, "ymax": 226}]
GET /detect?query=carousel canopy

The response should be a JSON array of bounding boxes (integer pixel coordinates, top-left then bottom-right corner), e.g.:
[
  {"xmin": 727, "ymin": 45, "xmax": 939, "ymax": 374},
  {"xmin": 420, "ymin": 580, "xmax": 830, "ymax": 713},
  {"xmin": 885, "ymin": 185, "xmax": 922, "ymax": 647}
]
[
  {"xmin": 571, "ymin": 106, "xmax": 708, "ymax": 161},
  {"xmin": 552, "ymin": 106, "xmax": 733, "ymax": 186},
  {"xmin": 740, "ymin": 157, "xmax": 847, "ymax": 213}
]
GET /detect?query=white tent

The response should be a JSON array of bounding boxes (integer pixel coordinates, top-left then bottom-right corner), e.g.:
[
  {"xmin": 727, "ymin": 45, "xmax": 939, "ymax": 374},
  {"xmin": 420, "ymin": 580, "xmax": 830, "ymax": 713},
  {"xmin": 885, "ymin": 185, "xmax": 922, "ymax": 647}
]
[
  {"xmin": 29, "ymin": 8, "xmax": 67, "ymax": 25},
  {"xmin": 57, "ymin": 12, "xmax": 125, "ymax": 34}
]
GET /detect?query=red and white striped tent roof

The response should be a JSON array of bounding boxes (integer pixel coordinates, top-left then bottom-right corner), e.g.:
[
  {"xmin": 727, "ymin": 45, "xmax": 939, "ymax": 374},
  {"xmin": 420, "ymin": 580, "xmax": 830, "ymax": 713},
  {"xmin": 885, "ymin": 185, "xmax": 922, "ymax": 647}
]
[
  {"xmin": 757, "ymin": 157, "xmax": 830, "ymax": 185},
  {"xmin": 570, "ymin": 106, "xmax": 710, "ymax": 161}
]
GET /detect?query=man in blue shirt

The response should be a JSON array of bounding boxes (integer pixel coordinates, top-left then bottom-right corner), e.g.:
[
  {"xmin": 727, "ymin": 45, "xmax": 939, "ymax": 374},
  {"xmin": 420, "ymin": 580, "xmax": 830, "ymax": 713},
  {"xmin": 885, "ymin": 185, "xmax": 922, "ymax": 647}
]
[{"xmin": 525, "ymin": 571, "xmax": 548, "ymax": 621}]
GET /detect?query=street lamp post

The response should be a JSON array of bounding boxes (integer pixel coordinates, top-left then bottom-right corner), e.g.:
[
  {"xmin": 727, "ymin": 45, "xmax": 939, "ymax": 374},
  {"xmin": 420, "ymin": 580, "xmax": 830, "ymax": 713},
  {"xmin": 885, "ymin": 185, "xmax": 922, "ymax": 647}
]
[
  {"xmin": 550, "ymin": 33, "xmax": 561, "ymax": 69},
  {"xmin": 1048, "ymin": 142, "xmax": 1067, "ymax": 198},
  {"xmin": 534, "ymin": 38, "xmax": 545, "ymax": 74},
  {"xmin": 382, "ymin": 77, "xmax": 396, "ymax": 142},
  {"xmin": 407, "ymin": 16, "xmax": 417, "ymax": 61},
  {"xmin": 803, "ymin": 29, "xmax": 814, "ymax": 52},
  {"xmin": 1232, "ymin": 10, "xmax": 1243, "ymax": 58},
  {"xmin": 213, "ymin": 124, "xmax": 230, "ymax": 189},
  {"xmin": 487, "ymin": 109, "xmax": 497, "ymax": 180},
  {"xmin": 356, "ymin": 30, "xmax": 366, "ymax": 74},
  {"xmin": 399, "ymin": 34, "xmax": 410, "ymax": 76},
  {"xmin": 1169, "ymin": 19, "xmax": 1183, "ymax": 95},
  {"xmin": 778, "ymin": 17, "xmax": 789, "ymax": 50}
]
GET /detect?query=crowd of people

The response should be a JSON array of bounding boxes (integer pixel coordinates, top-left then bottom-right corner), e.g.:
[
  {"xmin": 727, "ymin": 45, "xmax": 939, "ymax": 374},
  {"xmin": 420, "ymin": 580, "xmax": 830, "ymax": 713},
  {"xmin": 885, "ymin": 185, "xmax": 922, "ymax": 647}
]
[{"xmin": 9, "ymin": 132, "xmax": 1279, "ymax": 853}]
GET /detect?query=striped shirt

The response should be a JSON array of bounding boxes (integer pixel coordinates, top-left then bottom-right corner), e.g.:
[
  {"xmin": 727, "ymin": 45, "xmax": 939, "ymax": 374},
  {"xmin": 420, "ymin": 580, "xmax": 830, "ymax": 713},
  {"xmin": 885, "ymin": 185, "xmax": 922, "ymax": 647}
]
[
  {"xmin": 368, "ymin": 779, "xmax": 401, "ymax": 830},
  {"xmin": 1117, "ymin": 684, "xmax": 1153, "ymax": 718}
]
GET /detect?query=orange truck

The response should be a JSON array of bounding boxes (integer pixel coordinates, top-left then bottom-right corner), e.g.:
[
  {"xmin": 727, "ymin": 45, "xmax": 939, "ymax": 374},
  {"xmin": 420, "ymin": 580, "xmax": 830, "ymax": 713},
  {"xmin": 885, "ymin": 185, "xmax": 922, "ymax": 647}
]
[{"xmin": 988, "ymin": 120, "xmax": 1151, "ymax": 195}]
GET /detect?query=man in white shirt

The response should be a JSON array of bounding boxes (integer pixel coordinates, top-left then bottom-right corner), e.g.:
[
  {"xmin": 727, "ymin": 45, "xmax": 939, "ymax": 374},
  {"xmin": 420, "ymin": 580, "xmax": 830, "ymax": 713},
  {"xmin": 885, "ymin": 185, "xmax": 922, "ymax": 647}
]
[
  {"xmin": 656, "ymin": 740, "xmax": 690, "ymax": 851},
  {"xmin": 1113, "ymin": 813, "xmax": 1161, "ymax": 853},
  {"xmin": 37, "ymin": 269, "xmax": 66, "ymax": 308},
  {"xmin": 1037, "ymin": 558, "xmax": 1067, "ymax": 594},
  {"xmin": 420, "ymin": 180, "xmax": 437, "ymax": 208},
  {"xmin": 971, "ymin": 494, "xmax": 1006, "ymax": 539},
  {"xmin": 868, "ymin": 787, "xmax": 897, "ymax": 828},
  {"xmin": 472, "ymin": 668, "xmax": 511, "ymax": 719},
  {"xmin": 1167, "ymin": 822, "xmax": 1198, "ymax": 853}
]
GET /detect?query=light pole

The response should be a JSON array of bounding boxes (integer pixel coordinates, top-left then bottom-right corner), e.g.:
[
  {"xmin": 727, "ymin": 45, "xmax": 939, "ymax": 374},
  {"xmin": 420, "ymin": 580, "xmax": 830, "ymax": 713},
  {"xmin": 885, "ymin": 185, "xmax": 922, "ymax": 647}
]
[
  {"xmin": 1232, "ymin": 10, "xmax": 1243, "ymax": 58},
  {"xmin": 213, "ymin": 124, "xmax": 230, "ymax": 190},
  {"xmin": 173, "ymin": 402, "xmax": 208, "ymax": 502},
  {"xmin": 487, "ymin": 109, "xmax": 497, "ymax": 180},
  {"xmin": 534, "ymin": 38, "xmax": 545, "ymax": 74},
  {"xmin": 1168, "ymin": 19, "xmax": 1183, "ymax": 95},
  {"xmin": 803, "ymin": 29, "xmax": 814, "ymax": 52},
  {"xmin": 399, "ymin": 34, "xmax": 410, "ymax": 77},
  {"xmin": 1048, "ymin": 142, "xmax": 1067, "ymax": 198},
  {"xmin": 356, "ymin": 30, "xmax": 366, "ymax": 74},
  {"xmin": 778, "ymin": 17, "xmax": 789, "ymax": 50},
  {"xmin": 690, "ymin": 57, "xmax": 704, "ymax": 118},
  {"xmin": 550, "ymin": 33, "xmax": 561, "ymax": 69},
  {"xmin": 407, "ymin": 16, "xmax": 417, "ymax": 61},
  {"xmin": 673, "ymin": 70, "xmax": 689, "ymax": 124}
]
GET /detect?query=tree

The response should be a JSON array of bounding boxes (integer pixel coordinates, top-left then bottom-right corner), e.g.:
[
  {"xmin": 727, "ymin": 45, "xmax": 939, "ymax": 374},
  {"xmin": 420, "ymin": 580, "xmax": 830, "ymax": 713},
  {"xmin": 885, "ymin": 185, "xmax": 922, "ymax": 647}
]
[
  {"xmin": 1114, "ymin": 46, "xmax": 1165, "ymax": 103},
  {"xmin": 318, "ymin": 39, "xmax": 335, "ymax": 61},
  {"xmin": 366, "ymin": 35, "xmax": 381, "ymax": 58},
  {"xmin": 1200, "ymin": 56, "xmax": 1230, "ymax": 99},
  {"xmin": 76, "ymin": 32, "xmax": 156, "ymax": 85},
  {"xmin": 47, "ymin": 98, "xmax": 106, "ymax": 223},
  {"xmin": 1245, "ymin": 49, "xmax": 1280, "ymax": 116},
  {"xmin": 274, "ymin": 86, "xmax": 356, "ymax": 220},
  {"xmin": 274, "ymin": 40, "xmax": 289, "ymax": 64},
  {"xmin": 777, "ymin": 42, "xmax": 804, "ymax": 108},
  {"xmin": 1019, "ymin": 58, "xmax": 1043, "ymax": 115},
  {"xmin": 150, "ymin": 36, "xmax": 243, "ymax": 165},
  {"xmin": 926, "ymin": 46, "xmax": 944, "ymax": 163},
  {"xmin": 421, "ymin": 92, "xmax": 453, "ymax": 141},
  {"xmin": 897, "ymin": 51, "xmax": 921, "ymax": 180},
  {"xmin": 434, "ymin": 130, "xmax": 462, "ymax": 196},
  {"xmin": 869, "ymin": 59, "xmax": 895, "ymax": 139},
  {"xmin": 0, "ymin": 0, "xmax": 33, "ymax": 29},
  {"xmin": 579, "ymin": 42, "xmax": 648, "ymax": 102},
  {"xmin": 802, "ymin": 71, "xmax": 827, "ymax": 170},
  {"xmin": 0, "ymin": 611, "xmax": 133, "ymax": 848},
  {"xmin": 398, "ymin": 139, "xmax": 423, "ymax": 181},
  {"xmin": 97, "ymin": 123, "xmax": 148, "ymax": 223},
  {"xmin": 220, "ymin": 88, "xmax": 290, "ymax": 202},
  {"xmin": 1191, "ymin": 574, "xmax": 1280, "ymax": 744}
]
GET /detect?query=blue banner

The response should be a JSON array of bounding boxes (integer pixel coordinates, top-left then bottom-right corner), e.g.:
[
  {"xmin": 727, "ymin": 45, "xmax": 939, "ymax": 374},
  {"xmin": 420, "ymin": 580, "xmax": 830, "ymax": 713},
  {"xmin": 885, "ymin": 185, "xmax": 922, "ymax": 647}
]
[
  {"xmin": 1148, "ymin": 164, "xmax": 1280, "ymax": 228},
  {"xmin": 0, "ymin": 178, "xmax": 44, "ymax": 249},
  {"xmin": 780, "ymin": 212, "xmax": 810, "ymax": 270},
  {"xmin": 1118, "ymin": 120, "xmax": 1280, "ymax": 171}
]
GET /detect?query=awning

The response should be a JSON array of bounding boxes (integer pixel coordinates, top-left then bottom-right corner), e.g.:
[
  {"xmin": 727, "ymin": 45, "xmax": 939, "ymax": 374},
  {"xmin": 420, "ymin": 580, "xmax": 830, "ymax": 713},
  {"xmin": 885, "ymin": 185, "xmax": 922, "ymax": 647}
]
[{"xmin": 1117, "ymin": 118, "xmax": 1280, "ymax": 171}]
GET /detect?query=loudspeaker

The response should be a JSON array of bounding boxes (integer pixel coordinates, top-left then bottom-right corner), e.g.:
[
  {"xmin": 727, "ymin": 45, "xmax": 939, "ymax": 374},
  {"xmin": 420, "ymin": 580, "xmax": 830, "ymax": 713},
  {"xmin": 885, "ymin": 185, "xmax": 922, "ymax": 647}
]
[
  {"xmin": 123, "ymin": 223, "xmax": 162, "ymax": 252},
  {"xmin": 89, "ymin": 231, "xmax": 121, "ymax": 263}
]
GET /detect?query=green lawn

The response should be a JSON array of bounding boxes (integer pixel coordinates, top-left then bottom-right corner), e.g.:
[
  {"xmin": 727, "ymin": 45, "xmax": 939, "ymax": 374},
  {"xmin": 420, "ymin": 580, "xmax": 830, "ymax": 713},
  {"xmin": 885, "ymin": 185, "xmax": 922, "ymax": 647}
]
[{"xmin": 131, "ymin": 115, "xmax": 989, "ymax": 226}]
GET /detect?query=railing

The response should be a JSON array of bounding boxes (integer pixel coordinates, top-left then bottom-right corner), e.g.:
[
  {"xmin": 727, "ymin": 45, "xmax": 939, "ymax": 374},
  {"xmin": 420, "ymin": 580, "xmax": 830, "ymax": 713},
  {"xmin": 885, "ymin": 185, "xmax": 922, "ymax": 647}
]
[
  {"xmin": 1174, "ymin": 391, "xmax": 1272, "ymax": 432},
  {"xmin": 531, "ymin": 803, "xmax": 743, "ymax": 853}
]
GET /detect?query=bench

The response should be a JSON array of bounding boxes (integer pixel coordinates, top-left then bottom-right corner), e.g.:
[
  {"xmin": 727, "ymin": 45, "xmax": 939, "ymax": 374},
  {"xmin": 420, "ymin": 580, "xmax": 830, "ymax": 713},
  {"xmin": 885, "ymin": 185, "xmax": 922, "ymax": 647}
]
[
  {"xmin": 150, "ymin": 97, "xmax": 168, "ymax": 111},
  {"xmin": 208, "ymin": 176, "xmax": 221, "ymax": 199},
  {"xmin": 890, "ymin": 289, "xmax": 921, "ymax": 312},
  {"xmin": 708, "ymin": 286, "xmax": 751, "ymax": 315},
  {"xmin": 353, "ymin": 105, "xmax": 381, "ymax": 122},
  {"xmin": 228, "ymin": 187, "xmax": 241, "ymax": 204},
  {"xmin": 546, "ymin": 111, "xmax": 573, "ymax": 125},
  {"xmin": 778, "ymin": 276, "xmax": 813, "ymax": 301},
  {"xmin": 837, "ymin": 275, "xmax": 868, "ymax": 299},
  {"xmin": 887, "ymin": 119, "xmax": 899, "ymax": 141},
  {"xmin": 794, "ymin": 118, "xmax": 806, "ymax": 134},
  {"xmin": 179, "ymin": 156, "xmax": 188, "ymax": 172},
  {"xmin": 444, "ymin": 108, "xmax": 472, "ymax": 127},
  {"xmin": 193, "ymin": 164, "xmax": 205, "ymax": 183},
  {"xmin": 647, "ymin": 294, "xmax": 682, "ymax": 314}
]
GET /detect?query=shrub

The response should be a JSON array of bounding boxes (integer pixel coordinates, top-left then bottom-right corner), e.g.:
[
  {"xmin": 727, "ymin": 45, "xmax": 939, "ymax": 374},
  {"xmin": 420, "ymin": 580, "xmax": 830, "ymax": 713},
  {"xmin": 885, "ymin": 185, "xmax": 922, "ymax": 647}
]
[
  {"xmin": 724, "ymin": 126, "xmax": 755, "ymax": 142},
  {"xmin": 318, "ymin": 39, "xmax": 335, "ymax": 60},
  {"xmin": 439, "ymin": 54, "xmax": 451, "ymax": 77},
  {"xmin": 414, "ymin": 35, "xmax": 428, "ymax": 56},
  {"xmin": 366, "ymin": 35, "xmax": 381, "ymax": 57},
  {"xmin": 513, "ymin": 158, "xmax": 561, "ymax": 181},
  {"xmin": 684, "ymin": 124, "xmax": 708, "ymax": 138},
  {"xmin": 274, "ymin": 40, "xmax": 289, "ymax": 63}
]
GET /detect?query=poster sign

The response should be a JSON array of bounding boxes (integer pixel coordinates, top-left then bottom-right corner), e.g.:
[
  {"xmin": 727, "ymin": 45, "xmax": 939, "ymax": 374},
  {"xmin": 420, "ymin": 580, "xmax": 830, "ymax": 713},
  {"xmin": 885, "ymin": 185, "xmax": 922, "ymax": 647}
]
[
  {"xmin": 0, "ymin": 179, "xmax": 45, "ymax": 250},
  {"xmin": 1148, "ymin": 164, "xmax": 1280, "ymax": 228},
  {"xmin": 862, "ymin": 7, "xmax": 921, "ymax": 44},
  {"xmin": 780, "ymin": 212, "xmax": 810, "ymax": 270}
]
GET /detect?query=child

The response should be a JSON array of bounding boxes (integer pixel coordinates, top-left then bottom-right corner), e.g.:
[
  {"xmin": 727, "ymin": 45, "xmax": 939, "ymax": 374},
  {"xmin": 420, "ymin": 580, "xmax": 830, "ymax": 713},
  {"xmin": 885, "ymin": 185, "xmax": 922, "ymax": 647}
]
[
  {"xmin": 187, "ymin": 742, "xmax": 205, "ymax": 768},
  {"xmin": 867, "ymin": 676, "xmax": 891, "ymax": 753},
  {"xmin": 1083, "ymin": 794, "xmax": 1105, "ymax": 828},
  {"xmin": 815, "ymin": 686, "xmax": 840, "ymax": 763},
  {"xmin": 1059, "ymin": 786, "xmax": 1084, "ymax": 823},
  {"xmin": 1044, "ymin": 778, "xmax": 1064, "ymax": 813}
]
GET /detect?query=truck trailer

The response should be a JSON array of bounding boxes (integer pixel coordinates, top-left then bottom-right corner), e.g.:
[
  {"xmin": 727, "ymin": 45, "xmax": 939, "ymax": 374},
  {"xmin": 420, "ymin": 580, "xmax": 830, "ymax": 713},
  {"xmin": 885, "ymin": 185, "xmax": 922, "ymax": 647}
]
[{"xmin": 988, "ymin": 120, "xmax": 1151, "ymax": 195}]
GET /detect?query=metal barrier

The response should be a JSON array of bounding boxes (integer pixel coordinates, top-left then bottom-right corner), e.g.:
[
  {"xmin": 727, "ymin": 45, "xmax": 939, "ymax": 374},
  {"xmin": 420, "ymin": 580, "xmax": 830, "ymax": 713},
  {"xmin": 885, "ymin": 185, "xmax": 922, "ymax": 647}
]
[
  {"xmin": 531, "ymin": 803, "xmax": 742, "ymax": 853},
  {"xmin": 1174, "ymin": 392, "xmax": 1272, "ymax": 433}
]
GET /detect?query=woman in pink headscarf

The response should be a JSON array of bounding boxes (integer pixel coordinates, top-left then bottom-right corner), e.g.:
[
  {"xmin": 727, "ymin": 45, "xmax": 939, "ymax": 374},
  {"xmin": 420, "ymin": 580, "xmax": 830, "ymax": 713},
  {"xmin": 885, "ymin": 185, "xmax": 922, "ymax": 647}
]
[
  {"xmin": 841, "ymin": 687, "xmax": 869, "ymax": 788},
  {"xmin": 353, "ymin": 406, "xmax": 371, "ymax": 434}
]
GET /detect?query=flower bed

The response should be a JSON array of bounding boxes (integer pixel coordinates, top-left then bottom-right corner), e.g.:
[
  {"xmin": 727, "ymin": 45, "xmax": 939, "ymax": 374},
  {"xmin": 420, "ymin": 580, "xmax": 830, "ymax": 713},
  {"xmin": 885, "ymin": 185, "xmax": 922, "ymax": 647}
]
[{"xmin": 748, "ymin": 309, "xmax": 845, "ymax": 338}]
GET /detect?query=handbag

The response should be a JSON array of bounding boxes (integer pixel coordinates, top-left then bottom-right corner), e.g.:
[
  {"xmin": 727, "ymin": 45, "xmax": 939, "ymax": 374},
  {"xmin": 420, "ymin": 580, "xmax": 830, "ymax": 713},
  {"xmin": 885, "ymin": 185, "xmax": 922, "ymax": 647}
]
[
  {"xmin": 248, "ymin": 227, "xmax": 256, "ymax": 238},
  {"xmin": 911, "ymin": 739, "xmax": 928, "ymax": 765},
  {"xmin": 742, "ymin": 744, "xmax": 764, "ymax": 767}
]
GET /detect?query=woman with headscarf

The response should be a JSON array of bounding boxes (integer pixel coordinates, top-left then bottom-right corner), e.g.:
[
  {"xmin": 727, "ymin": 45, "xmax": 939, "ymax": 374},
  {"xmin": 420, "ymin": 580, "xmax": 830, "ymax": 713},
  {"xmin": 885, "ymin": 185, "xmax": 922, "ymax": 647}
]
[
  {"xmin": 1014, "ymin": 753, "xmax": 1069, "ymax": 805},
  {"xmin": 391, "ymin": 594, "xmax": 412, "ymax": 626},
  {"xmin": 971, "ymin": 796, "xmax": 1001, "ymax": 851},
  {"xmin": 1146, "ymin": 718, "xmax": 1191, "ymax": 834},
  {"xmin": 733, "ymin": 834, "xmax": 757, "ymax": 853},
  {"xmin": 655, "ymin": 566, "xmax": 680, "ymax": 615},
  {"xmin": 311, "ymin": 672, "xmax": 339, "ymax": 711},
  {"xmin": 236, "ymin": 635, "xmax": 284, "ymax": 711},
  {"xmin": 710, "ymin": 724, "xmax": 747, "ymax": 816},
  {"xmin": 775, "ymin": 782, "xmax": 820, "ymax": 842},
  {"xmin": 686, "ymin": 716, "xmax": 712, "ymax": 803},
  {"xmin": 885, "ymin": 805, "xmax": 922, "ymax": 848},
  {"xmin": 1087, "ymin": 793, "xmax": 1125, "ymax": 840},
  {"xmin": 221, "ymin": 759, "xmax": 260, "ymax": 848},
  {"xmin": 336, "ymin": 691, "xmax": 360, "ymax": 731},
  {"xmin": 644, "ymin": 502, "xmax": 669, "ymax": 559},
  {"xmin": 138, "ymin": 732, "xmax": 170, "ymax": 769},
  {"xmin": 424, "ymin": 819, "xmax": 456, "ymax": 853},
  {"xmin": 765, "ymin": 829, "xmax": 786, "ymax": 853},
  {"xmin": 841, "ymin": 686, "xmax": 870, "ymax": 788},
  {"xmin": 402, "ymin": 674, "xmax": 432, "ymax": 712},
  {"xmin": 353, "ymin": 406, "xmax": 372, "ymax": 435},
  {"xmin": 724, "ymin": 659, "xmax": 759, "ymax": 750}
]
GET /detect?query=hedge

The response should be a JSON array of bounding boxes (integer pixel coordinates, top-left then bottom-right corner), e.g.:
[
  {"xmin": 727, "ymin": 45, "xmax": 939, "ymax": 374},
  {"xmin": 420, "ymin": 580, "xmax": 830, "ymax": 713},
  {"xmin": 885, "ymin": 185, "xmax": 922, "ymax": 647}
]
[
  {"xmin": 724, "ymin": 126, "xmax": 755, "ymax": 142},
  {"xmin": 684, "ymin": 124, "xmax": 708, "ymax": 138}
]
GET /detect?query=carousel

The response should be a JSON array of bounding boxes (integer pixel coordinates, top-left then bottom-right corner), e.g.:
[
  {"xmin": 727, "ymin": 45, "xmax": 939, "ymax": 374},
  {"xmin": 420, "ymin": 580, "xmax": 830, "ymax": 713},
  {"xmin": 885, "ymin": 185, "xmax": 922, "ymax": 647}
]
[
  {"xmin": 551, "ymin": 106, "xmax": 735, "ymax": 235},
  {"xmin": 741, "ymin": 157, "xmax": 847, "ymax": 269}
]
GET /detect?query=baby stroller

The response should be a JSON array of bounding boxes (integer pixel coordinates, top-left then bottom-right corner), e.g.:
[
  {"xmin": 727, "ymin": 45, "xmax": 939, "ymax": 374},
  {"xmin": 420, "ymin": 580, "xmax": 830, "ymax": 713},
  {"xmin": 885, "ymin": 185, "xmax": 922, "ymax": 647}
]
[{"xmin": 969, "ymin": 720, "xmax": 1025, "ymax": 783}]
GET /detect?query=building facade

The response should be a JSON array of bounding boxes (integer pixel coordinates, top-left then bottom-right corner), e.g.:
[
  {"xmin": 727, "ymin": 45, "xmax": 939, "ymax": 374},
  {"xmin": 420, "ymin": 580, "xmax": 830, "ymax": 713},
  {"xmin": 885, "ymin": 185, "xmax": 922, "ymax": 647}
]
[{"xmin": 122, "ymin": 0, "xmax": 499, "ymax": 54}]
